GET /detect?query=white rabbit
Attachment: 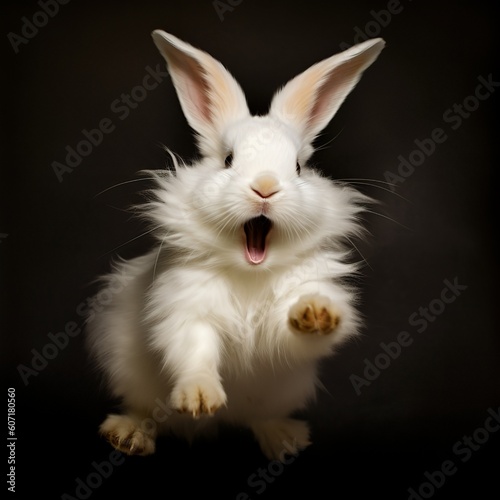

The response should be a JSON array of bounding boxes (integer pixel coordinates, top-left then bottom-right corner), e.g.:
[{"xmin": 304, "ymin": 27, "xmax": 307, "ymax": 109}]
[{"xmin": 87, "ymin": 30, "xmax": 385, "ymax": 460}]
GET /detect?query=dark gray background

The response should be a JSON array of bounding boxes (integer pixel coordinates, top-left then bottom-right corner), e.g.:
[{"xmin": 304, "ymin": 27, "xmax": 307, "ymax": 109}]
[{"xmin": 2, "ymin": 1, "xmax": 499, "ymax": 498}]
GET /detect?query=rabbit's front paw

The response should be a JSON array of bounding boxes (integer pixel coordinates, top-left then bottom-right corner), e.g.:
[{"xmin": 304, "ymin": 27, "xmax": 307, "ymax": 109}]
[
  {"xmin": 288, "ymin": 294, "xmax": 340, "ymax": 335},
  {"xmin": 171, "ymin": 378, "xmax": 227, "ymax": 418}
]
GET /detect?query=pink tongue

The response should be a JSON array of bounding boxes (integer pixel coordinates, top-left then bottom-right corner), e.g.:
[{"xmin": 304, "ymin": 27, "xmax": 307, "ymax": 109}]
[
  {"xmin": 247, "ymin": 234, "xmax": 265, "ymax": 263},
  {"xmin": 244, "ymin": 217, "xmax": 269, "ymax": 264}
]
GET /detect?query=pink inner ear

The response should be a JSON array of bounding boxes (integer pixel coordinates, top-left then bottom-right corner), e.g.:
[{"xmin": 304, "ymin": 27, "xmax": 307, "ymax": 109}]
[
  {"xmin": 309, "ymin": 57, "xmax": 366, "ymax": 128},
  {"xmin": 168, "ymin": 50, "xmax": 213, "ymax": 124}
]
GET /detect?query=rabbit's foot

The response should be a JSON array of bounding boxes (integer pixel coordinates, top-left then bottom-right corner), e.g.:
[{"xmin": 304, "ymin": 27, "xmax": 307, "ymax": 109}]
[
  {"xmin": 288, "ymin": 294, "xmax": 340, "ymax": 335},
  {"xmin": 171, "ymin": 377, "xmax": 227, "ymax": 418},
  {"xmin": 251, "ymin": 418, "xmax": 311, "ymax": 461},
  {"xmin": 100, "ymin": 414, "xmax": 155, "ymax": 456}
]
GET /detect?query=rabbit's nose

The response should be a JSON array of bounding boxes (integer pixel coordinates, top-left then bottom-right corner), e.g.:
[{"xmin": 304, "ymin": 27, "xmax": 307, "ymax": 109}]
[{"xmin": 251, "ymin": 174, "xmax": 281, "ymax": 199}]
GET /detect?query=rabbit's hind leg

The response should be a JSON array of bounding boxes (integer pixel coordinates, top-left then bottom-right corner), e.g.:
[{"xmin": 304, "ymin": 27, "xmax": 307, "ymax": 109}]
[{"xmin": 99, "ymin": 413, "xmax": 156, "ymax": 456}]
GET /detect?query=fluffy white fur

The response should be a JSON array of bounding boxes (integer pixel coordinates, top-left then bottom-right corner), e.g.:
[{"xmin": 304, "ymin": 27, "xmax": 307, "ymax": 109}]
[{"xmin": 87, "ymin": 30, "xmax": 385, "ymax": 460}]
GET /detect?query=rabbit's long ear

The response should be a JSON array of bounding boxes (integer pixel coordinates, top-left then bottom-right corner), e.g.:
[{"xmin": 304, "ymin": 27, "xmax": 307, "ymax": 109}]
[
  {"xmin": 270, "ymin": 38, "xmax": 385, "ymax": 149},
  {"xmin": 152, "ymin": 30, "xmax": 250, "ymax": 153}
]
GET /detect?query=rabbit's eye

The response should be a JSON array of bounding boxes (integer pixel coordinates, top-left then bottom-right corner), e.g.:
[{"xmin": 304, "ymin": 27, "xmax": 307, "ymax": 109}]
[
  {"xmin": 296, "ymin": 161, "xmax": 301, "ymax": 175},
  {"xmin": 225, "ymin": 152, "xmax": 233, "ymax": 168}
]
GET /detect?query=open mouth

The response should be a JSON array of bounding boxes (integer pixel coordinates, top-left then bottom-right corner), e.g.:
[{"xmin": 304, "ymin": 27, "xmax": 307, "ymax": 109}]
[{"xmin": 243, "ymin": 215, "xmax": 272, "ymax": 265}]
